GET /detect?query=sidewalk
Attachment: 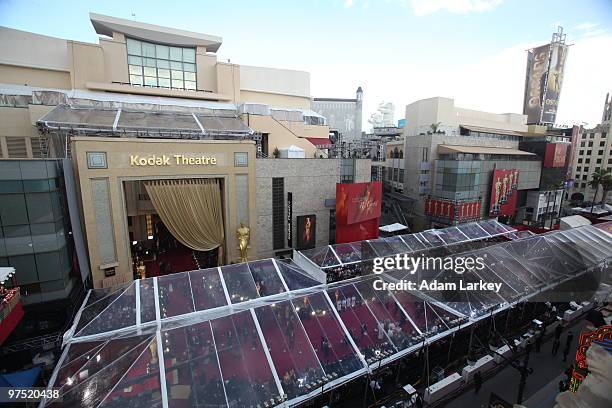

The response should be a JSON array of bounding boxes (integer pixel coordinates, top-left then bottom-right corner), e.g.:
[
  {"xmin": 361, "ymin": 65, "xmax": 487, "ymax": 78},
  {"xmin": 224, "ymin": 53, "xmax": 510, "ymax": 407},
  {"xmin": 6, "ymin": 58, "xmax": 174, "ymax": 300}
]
[{"xmin": 440, "ymin": 319, "xmax": 586, "ymax": 408}]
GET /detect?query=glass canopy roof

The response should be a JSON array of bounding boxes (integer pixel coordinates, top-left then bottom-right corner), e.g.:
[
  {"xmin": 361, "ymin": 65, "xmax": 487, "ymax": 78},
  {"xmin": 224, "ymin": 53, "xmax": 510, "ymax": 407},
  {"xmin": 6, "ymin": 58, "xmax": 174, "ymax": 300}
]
[
  {"xmin": 299, "ymin": 220, "xmax": 516, "ymax": 269},
  {"xmin": 45, "ymin": 225, "xmax": 612, "ymax": 408}
]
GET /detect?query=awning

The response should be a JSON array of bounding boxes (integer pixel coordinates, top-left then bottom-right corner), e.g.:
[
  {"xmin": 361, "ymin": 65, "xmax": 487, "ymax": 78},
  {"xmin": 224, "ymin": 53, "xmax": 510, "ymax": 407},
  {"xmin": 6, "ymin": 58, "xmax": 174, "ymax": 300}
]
[
  {"xmin": 37, "ymin": 104, "xmax": 254, "ymax": 138},
  {"xmin": 379, "ymin": 223, "xmax": 409, "ymax": 233},
  {"xmin": 305, "ymin": 137, "xmax": 332, "ymax": 148},
  {"xmin": 438, "ymin": 145, "xmax": 536, "ymax": 156},
  {"xmin": 460, "ymin": 125, "xmax": 522, "ymax": 137}
]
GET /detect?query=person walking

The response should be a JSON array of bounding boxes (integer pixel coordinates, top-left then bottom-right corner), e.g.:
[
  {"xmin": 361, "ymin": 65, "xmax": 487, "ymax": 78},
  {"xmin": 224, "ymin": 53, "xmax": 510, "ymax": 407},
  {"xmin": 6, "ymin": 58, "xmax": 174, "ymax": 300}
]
[
  {"xmin": 474, "ymin": 371, "xmax": 482, "ymax": 394},
  {"xmin": 565, "ymin": 331, "xmax": 574, "ymax": 349},
  {"xmin": 554, "ymin": 324, "xmax": 563, "ymax": 341},
  {"xmin": 562, "ymin": 343, "xmax": 571, "ymax": 362},
  {"xmin": 552, "ymin": 338, "xmax": 561, "ymax": 356},
  {"xmin": 535, "ymin": 334, "xmax": 543, "ymax": 353}
]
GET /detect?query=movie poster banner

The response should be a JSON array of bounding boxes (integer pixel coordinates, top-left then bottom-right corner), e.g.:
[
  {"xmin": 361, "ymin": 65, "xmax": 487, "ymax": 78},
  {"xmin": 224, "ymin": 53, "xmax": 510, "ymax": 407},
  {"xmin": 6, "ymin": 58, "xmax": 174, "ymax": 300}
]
[
  {"xmin": 489, "ymin": 169, "xmax": 519, "ymax": 217},
  {"xmin": 296, "ymin": 215, "xmax": 316, "ymax": 250},
  {"xmin": 544, "ymin": 143, "xmax": 569, "ymax": 168},
  {"xmin": 524, "ymin": 43, "xmax": 568, "ymax": 124},
  {"xmin": 424, "ymin": 199, "xmax": 481, "ymax": 222},
  {"xmin": 336, "ymin": 181, "xmax": 382, "ymax": 225},
  {"xmin": 542, "ymin": 43, "xmax": 568, "ymax": 124}
]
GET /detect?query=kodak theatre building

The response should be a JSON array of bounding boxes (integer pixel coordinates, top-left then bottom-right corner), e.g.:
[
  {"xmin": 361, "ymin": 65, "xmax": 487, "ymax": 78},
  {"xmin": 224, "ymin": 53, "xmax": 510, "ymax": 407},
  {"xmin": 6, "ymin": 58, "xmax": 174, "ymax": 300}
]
[{"xmin": 0, "ymin": 13, "xmax": 332, "ymax": 291}]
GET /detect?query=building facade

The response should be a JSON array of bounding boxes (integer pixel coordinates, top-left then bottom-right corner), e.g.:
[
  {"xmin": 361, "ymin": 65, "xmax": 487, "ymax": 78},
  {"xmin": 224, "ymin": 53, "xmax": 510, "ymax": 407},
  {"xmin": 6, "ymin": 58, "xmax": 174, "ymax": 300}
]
[
  {"xmin": 312, "ymin": 87, "xmax": 363, "ymax": 143},
  {"xmin": 0, "ymin": 13, "xmax": 333, "ymax": 293},
  {"xmin": 570, "ymin": 93, "xmax": 612, "ymax": 202},
  {"xmin": 401, "ymin": 97, "xmax": 545, "ymax": 230}
]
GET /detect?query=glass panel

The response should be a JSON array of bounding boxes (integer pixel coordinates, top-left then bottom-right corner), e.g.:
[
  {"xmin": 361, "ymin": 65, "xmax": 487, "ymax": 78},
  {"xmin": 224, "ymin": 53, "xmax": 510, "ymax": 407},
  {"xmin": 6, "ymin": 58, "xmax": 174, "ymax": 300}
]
[
  {"xmin": 211, "ymin": 311, "xmax": 280, "ymax": 407},
  {"xmin": 143, "ymin": 66, "xmax": 156, "ymax": 77},
  {"xmin": 255, "ymin": 301, "xmax": 326, "ymax": 398},
  {"xmin": 221, "ymin": 263, "xmax": 259, "ymax": 303},
  {"xmin": 163, "ymin": 322, "xmax": 226, "ymax": 407},
  {"xmin": 458, "ymin": 222, "xmax": 489, "ymax": 239},
  {"xmin": 158, "ymin": 78, "xmax": 170, "ymax": 88},
  {"xmin": 184, "ymin": 81, "xmax": 196, "ymax": 90},
  {"xmin": 128, "ymin": 56, "xmax": 142, "ymax": 66},
  {"xmin": 479, "ymin": 219, "xmax": 510, "ymax": 235},
  {"xmin": 158, "ymin": 272, "xmax": 195, "ymax": 319},
  {"xmin": 184, "ymin": 71, "xmax": 196, "ymax": 81},
  {"xmin": 399, "ymin": 234, "xmax": 426, "ymax": 251},
  {"xmin": 183, "ymin": 62, "xmax": 196, "ymax": 72},
  {"xmin": 170, "ymin": 70, "xmax": 183, "ymax": 80},
  {"xmin": 331, "ymin": 243, "xmax": 361, "ymax": 264},
  {"xmin": 157, "ymin": 68, "xmax": 170, "ymax": 78},
  {"xmin": 171, "ymin": 79, "xmax": 183, "ymax": 89},
  {"xmin": 98, "ymin": 337, "xmax": 162, "ymax": 408},
  {"xmin": 276, "ymin": 260, "xmax": 321, "ymax": 290},
  {"xmin": 329, "ymin": 284, "xmax": 395, "ymax": 362},
  {"xmin": 76, "ymin": 283, "xmax": 137, "ymax": 337},
  {"xmin": 189, "ymin": 268, "xmax": 227, "ymax": 311},
  {"xmin": 389, "ymin": 289, "xmax": 428, "ymax": 334},
  {"xmin": 144, "ymin": 58, "xmax": 156, "ymax": 67},
  {"xmin": 156, "ymin": 59, "xmax": 169, "ymax": 69},
  {"xmin": 436, "ymin": 227, "xmax": 468, "ymax": 244},
  {"xmin": 169, "ymin": 47, "xmax": 182, "ymax": 61},
  {"xmin": 367, "ymin": 239, "xmax": 396, "ymax": 257},
  {"xmin": 126, "ymin": 38, "xmax": 141, "ymax": 56},
  {"xmin": 354, "ymin": 279, "xmax": 418, "ymax": 349},
  {"xmin": 139, "ymin": 278, "xmax": 157, "ymax": 323},
  {"xmin": 130, "ymin": 75, "xmax": 143, "ymax": 85},
  {"xmin": 295, "ymin": 293, "xmax": 364, "ymax": 378},
  {"xmin": 384, "ymin": 235, "xmax": 410, "ymax": 253},
  {"xmin": 155, "ymin": 44, "xmax": 169, "ymax": 60},
  {"xmin": 144, "ymin": 76, "xmax": 157, "ymax": 87},
  {"xmin": 182, "ymin": 48, "xmax": 195, "ymax": 63},
  {"xmin": 487, "ymin": 247, "xmax": 545, "ymax": 288},
  {"xmin": 248, "ymin": 259, "xmax": 286, "ymax": 296},
  {"xmin": 170, "ymin": 61, "xmax": 182, "ymax": 70},
  {"xmin": 142, "ymin": 42, "xmax": 156, "ymax": 58},
  {"xmin": 420, "ymin": 230, "xmax": 446, "ymax": 246}
]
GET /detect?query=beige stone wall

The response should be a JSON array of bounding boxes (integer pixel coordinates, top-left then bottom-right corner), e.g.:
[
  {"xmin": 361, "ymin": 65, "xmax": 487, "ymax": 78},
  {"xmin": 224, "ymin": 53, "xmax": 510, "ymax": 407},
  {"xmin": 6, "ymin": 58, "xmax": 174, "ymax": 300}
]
[
  {"xmin": 196, "ymin": 48, "xmax": 217, "ymax": 92},
  {"xmin": 0, "ymin": 107, "xmax": 40, "ymax": 158},
  {"xmin": 217, "ymin": 62, "xmax": 240, "ymax": 103},
  {"xmin": 240, "ymin": 90, "xmax": 311, "ymax": 109},
  {"xmin": 99, "ymin": 37, "xmax": 129, "ymax": 84},
  {"xmin": 71, "ymin": 137, "xmax": 257, "ymax": 288},
  {"xmin": 68, "ymin": 41, "xmax": 105, "ymax": 89},
  {"xmin": 255, "ymin": 158, "xmax": 372, "ymax": 258},
  {"xmin": 0, "ymin": 64, "xmax": 71, "ymax": 89}
]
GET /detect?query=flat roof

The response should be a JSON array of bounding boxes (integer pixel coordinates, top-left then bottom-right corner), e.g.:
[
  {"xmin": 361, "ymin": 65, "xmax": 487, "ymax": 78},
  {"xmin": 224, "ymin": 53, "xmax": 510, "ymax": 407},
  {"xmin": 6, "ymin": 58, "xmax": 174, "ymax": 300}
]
[
  {"xmin": 460, "ymin": 125, "xmax": 522, "ymax": 137},
  {"xmin": 438, "ymin": 145, "xmax": 537, "ymax": 156},
  {"xmin": 90, "ymin": 13, "xmax": 223, "ymax": 51}
]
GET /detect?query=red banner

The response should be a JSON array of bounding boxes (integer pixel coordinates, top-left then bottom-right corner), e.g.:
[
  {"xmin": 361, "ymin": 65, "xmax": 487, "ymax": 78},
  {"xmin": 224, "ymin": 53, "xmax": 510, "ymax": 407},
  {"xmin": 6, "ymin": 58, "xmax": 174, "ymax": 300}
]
[
  {"xmin": 489, "ymin": 169, "xmax": 519, "ymax": 217},
  {"xmin": 336, "ymin": 182, "xmax": 382, "ymax": 225},
  {"xmin": 544, "ymin": 143, "xmax": 569, "ymax": 168},
  {"xmin": 425, "ymin": 199, "xmax": 481, "ymax": 222},
  {"xmin": 336, "ymin": 182, "xmax": 382, "ymax": 243}
]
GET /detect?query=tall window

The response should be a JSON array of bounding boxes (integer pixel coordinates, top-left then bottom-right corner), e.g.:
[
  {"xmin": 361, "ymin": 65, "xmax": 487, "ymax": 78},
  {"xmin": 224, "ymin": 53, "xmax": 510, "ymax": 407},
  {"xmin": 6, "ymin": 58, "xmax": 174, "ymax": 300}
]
[{"xmin": 126, "ymin": 38, "xmax": 197, "ymax": 90}]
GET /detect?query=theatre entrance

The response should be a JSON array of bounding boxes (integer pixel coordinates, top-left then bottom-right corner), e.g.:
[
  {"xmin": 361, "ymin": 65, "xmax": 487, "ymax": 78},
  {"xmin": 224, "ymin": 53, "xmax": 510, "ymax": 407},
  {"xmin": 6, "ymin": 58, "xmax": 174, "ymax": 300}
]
[{"xmin": 123, "ymin": 178, "xmax": 226, "ymax": 279}]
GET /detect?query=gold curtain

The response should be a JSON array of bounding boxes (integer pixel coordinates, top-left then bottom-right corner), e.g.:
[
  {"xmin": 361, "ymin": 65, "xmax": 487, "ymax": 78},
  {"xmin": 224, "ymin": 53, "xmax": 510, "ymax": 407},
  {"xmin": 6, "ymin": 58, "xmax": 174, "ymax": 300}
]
[{"xmin": 144, "ymin": 179, "xmax": 224, "ymax": 257}]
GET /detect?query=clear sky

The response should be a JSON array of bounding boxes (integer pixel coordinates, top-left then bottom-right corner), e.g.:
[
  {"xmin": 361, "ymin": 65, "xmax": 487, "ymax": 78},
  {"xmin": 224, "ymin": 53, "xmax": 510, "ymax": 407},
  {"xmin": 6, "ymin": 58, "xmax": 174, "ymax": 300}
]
[{"xmin": 1, "ymin": 0, "xmax": 611, "ymax": 129}]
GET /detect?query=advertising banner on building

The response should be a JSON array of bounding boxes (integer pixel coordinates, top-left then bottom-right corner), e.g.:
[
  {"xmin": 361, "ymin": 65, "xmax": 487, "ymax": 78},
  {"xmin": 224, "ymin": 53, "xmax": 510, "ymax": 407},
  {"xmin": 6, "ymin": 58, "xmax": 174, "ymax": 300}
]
[
  {"xmin": 542, "ymin": 43, "xmax": 568, "ymax": 124},
  {"xmin": 489, "ymin": 169, "xmax": 519, "ymax": 217},
  {"xmin": 523, "ymin": 43, "xmax": 568, "ymax": 124},
  {"xmin": 544, "ymin": 143, "xmax": 569, "ymax": 168},
  {"xmin": 424, "ymin": 199, "xmax": 481, "ymax": 222},
  {"xmin": 296, "ymin": 214, "xmax": 316, "ymax": 250},
  {"xmin": 336, "ymin": 182, "xmax": 382, "ymax": 243},
  {"xmin": 287, "ymin": 192, "xmax": 293, "ymax": 247},
  {"xmin": 336, "ymin": 181, "xmax": 382, "ymax": 225}
]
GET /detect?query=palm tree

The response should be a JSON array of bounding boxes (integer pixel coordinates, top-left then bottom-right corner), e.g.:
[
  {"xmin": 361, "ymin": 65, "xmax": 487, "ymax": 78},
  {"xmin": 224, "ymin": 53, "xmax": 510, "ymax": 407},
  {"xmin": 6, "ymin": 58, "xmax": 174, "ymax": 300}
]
[
  {"xmin": 588, "ymin": 168, "xmax": 612, "ymax": 212},
  {"xmin": 430, "ymin": 122, "xmax": 442, "ymax": 134}
]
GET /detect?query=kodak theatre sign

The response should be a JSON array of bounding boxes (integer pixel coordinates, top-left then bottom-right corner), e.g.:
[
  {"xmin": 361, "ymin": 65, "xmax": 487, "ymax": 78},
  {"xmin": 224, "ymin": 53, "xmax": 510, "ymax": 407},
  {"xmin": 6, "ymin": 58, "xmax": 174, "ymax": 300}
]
[{"xmin": 130, "ymin": 154, "xmax": 217, "ymax": 166}]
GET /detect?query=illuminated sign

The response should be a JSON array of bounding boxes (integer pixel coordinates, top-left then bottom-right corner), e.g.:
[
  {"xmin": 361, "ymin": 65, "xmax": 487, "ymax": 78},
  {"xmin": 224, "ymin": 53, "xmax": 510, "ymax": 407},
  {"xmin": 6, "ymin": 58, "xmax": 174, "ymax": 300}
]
[{"xmin": 130, "ymin": 154, "xmax": 217, "ymax": 166}]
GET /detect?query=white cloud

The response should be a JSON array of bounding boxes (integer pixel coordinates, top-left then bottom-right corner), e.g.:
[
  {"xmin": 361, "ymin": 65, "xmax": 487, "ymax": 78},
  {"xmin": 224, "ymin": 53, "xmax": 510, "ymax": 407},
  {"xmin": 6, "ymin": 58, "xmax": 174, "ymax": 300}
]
[
  {"xmin": 344, "ymin": 0, "xmax": 355, "ymax": 7},
  {"xmin": 574, "ymin": 22, "xmax": 598, "ymax": 31},
  {"xmin": 410, "ymin": 0, "xmax": 503, "ymax": 16},
  {"xmin": 309, "ymin": 32, "xmax": 612, "ymax": 131}
]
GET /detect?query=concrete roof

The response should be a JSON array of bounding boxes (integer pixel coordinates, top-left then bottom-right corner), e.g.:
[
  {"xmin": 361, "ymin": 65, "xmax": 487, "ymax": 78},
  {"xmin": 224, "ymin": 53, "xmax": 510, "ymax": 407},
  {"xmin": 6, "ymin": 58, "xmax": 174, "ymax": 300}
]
[
  {"xmin": 90, "ymin": 13, "xmax": 222, "ymax": 51},
  {"xmin": 437, "ymin": 145, "xmax": 536, "ymax": 156}
]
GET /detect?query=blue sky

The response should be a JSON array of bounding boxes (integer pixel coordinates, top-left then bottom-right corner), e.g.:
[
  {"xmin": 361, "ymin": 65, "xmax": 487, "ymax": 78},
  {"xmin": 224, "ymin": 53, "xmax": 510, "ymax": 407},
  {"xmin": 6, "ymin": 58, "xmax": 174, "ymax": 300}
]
[{"xmin": 1, "ymin": 0, "xmax": 611, "ymax": 127}]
